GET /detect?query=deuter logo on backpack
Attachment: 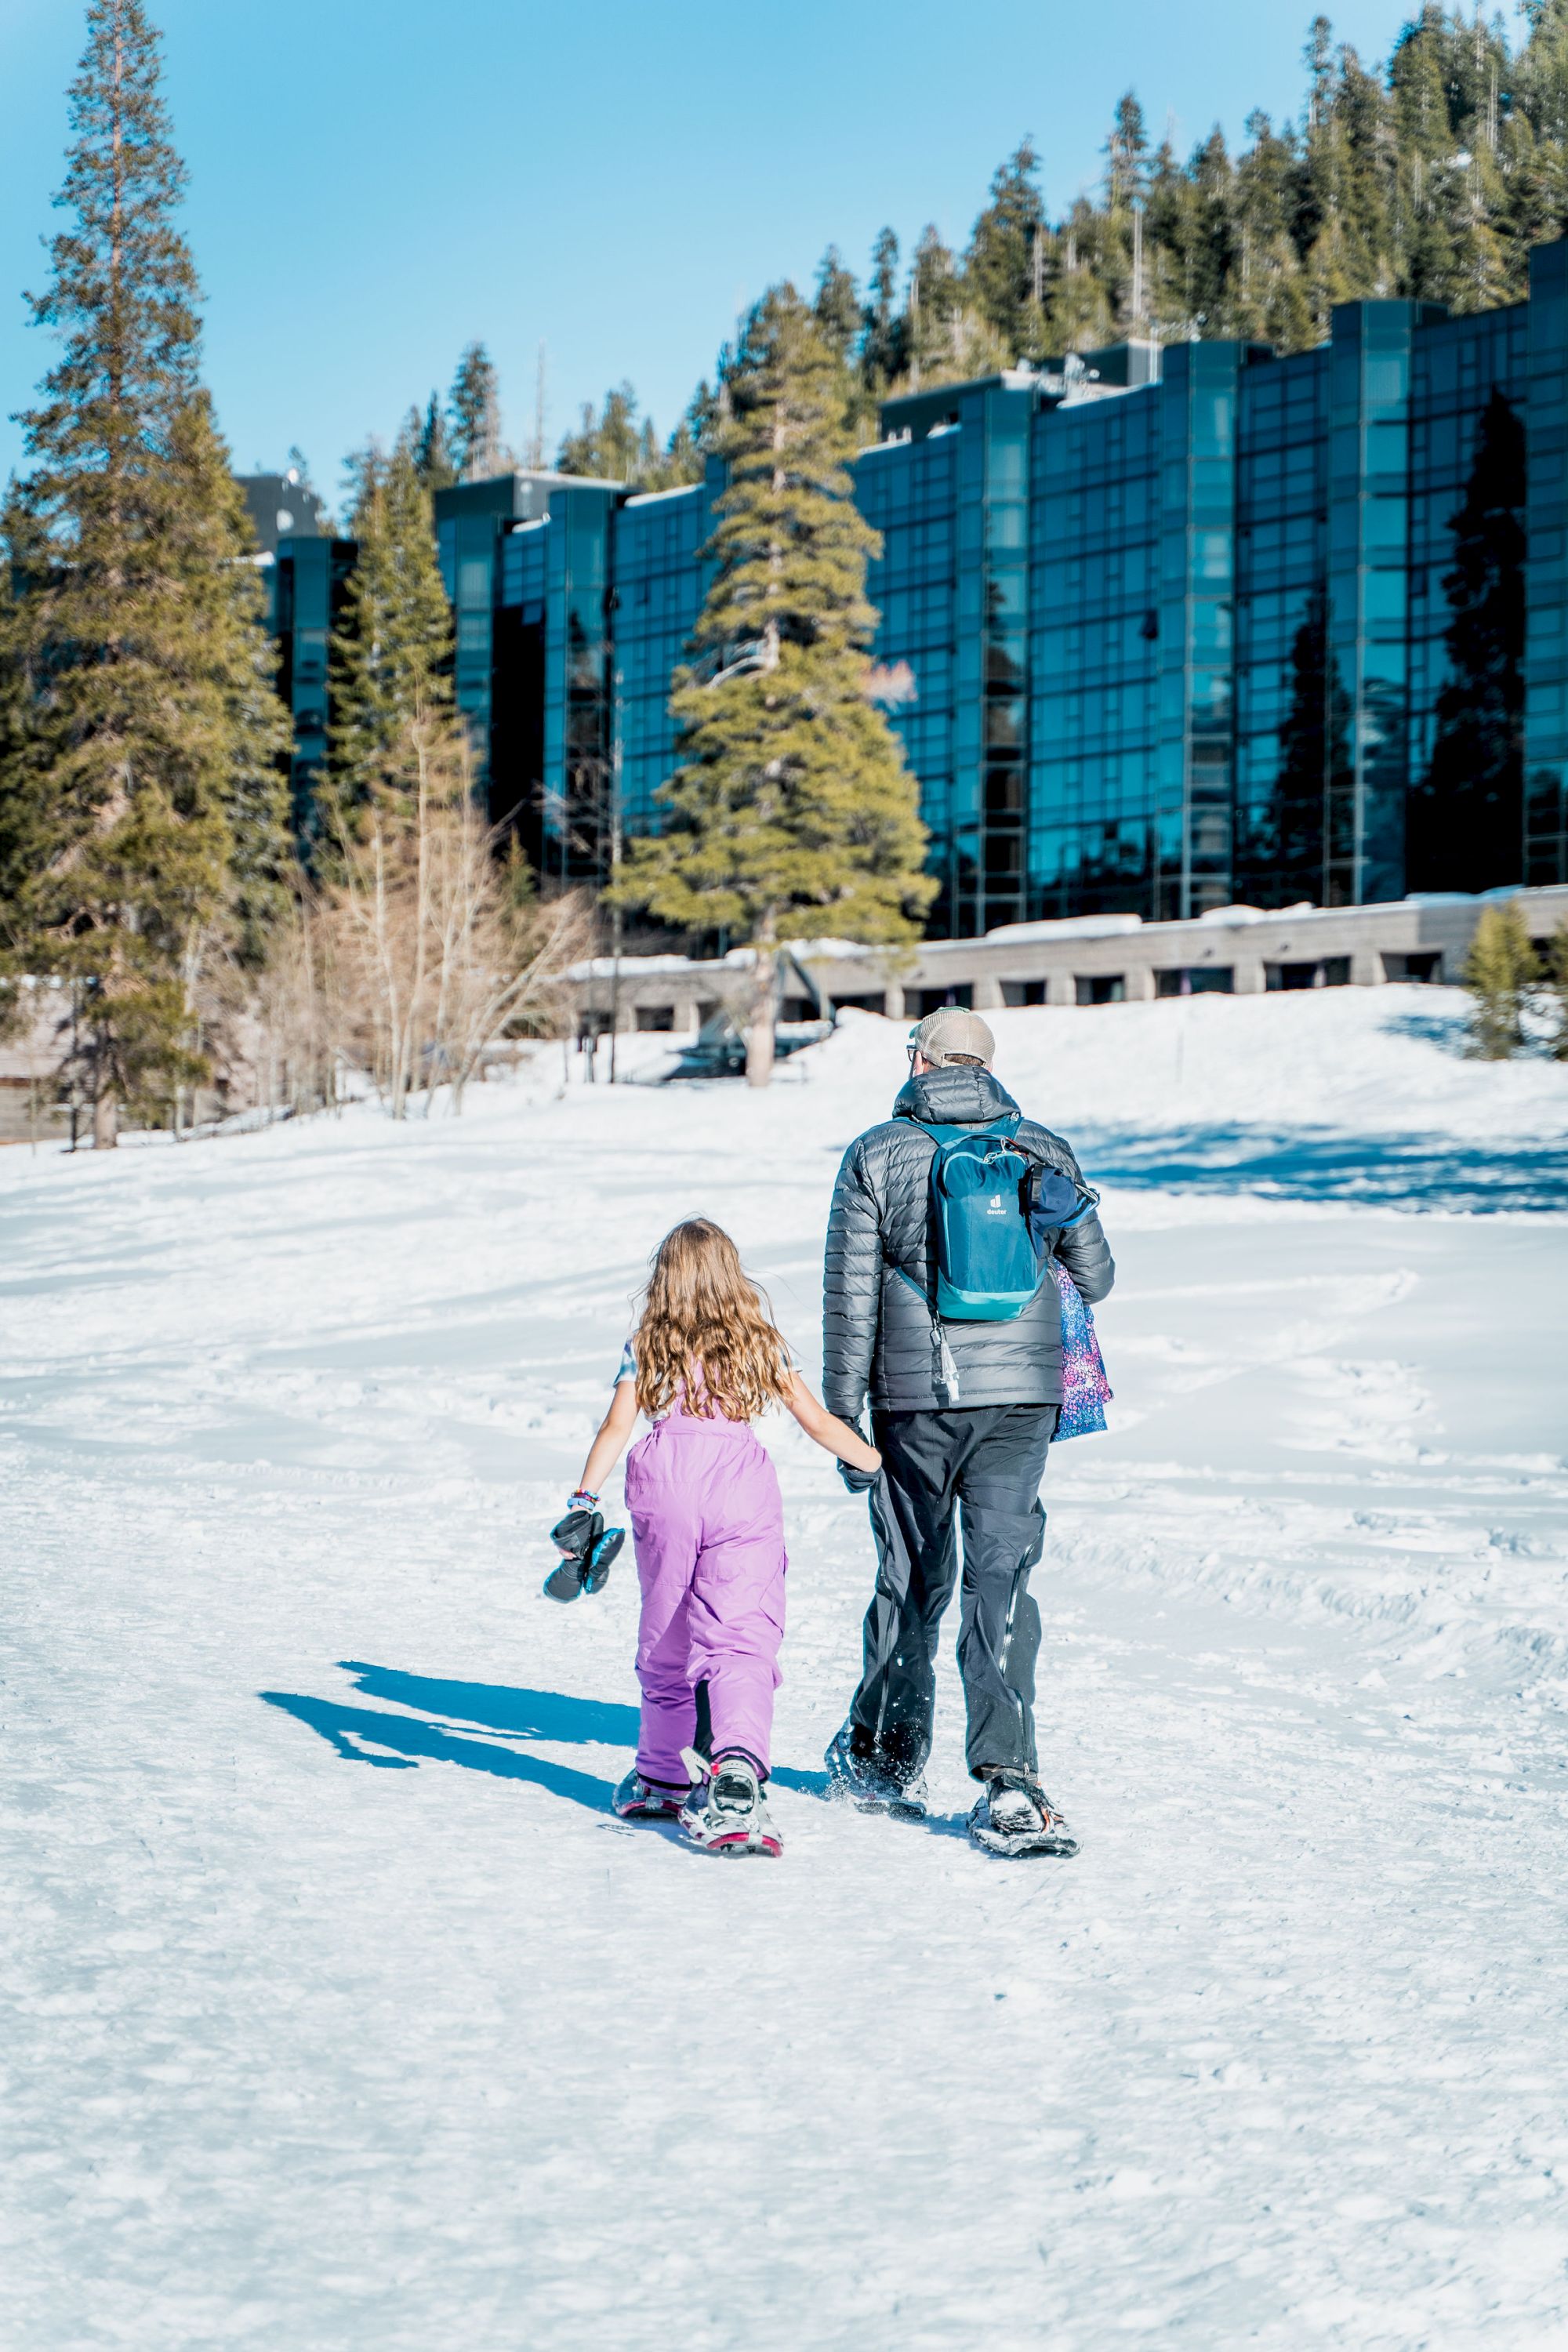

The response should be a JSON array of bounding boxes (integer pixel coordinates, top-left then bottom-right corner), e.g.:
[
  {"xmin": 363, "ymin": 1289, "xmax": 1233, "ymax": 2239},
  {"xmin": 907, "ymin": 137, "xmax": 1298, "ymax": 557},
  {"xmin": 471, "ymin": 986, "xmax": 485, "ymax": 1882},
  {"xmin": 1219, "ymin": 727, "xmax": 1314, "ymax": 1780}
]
[{"xmin": 926, "ymin": 1120, "xmax": 1040, "ymax": 1320}]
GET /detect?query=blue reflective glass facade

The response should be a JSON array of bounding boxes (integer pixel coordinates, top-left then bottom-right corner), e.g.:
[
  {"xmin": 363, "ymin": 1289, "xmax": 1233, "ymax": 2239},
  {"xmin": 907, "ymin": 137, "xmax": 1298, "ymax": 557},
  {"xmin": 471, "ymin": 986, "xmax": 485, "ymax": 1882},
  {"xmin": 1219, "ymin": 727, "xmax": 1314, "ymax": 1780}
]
[
  {"xmin": 270, "ymin": 533, "xmax": 356, "ymax": 846},
  {"xmin": 1029, "ymin": 381, "xmax": 1160, "ymax": 918},
  {"xmin": 275, "ymin": 252, "xmax": 1568, "ymax": 928},
  {"xmin": 1234, "ymin": 347, "xmax": 1332, "ymax": 905}
]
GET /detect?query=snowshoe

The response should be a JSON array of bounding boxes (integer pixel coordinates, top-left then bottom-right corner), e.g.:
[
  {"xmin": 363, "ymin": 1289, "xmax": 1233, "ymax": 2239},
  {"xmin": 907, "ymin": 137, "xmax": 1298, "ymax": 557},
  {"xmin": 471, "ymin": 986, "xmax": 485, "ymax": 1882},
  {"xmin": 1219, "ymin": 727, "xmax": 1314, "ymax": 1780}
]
[
  {"xmin": 543, "ymin": 1508, "xmax": 625, "ymax": 1602},
  {"xmin": 823, "ymin": 1720, "xmax": 928, "ymax": 1819},
  {"xmin": 967, "ymin": 1772, "xmax": 1077, "ymax": 1860},
  {"xmin": 612, "ymin": 1769, "xmax": 688, "ymax": 1822},
  {"xmin": 679, "ymin": 1749, "xmax": 782, "ymax": 1858}
]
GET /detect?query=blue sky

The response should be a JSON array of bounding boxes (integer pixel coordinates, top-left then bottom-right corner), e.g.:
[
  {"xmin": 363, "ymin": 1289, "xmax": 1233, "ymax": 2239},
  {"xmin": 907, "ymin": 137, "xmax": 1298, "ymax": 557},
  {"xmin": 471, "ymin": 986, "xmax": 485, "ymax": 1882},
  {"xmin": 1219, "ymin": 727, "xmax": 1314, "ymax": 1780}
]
[{"xmin": 0, "ymin": 1, "xmax": 1531, "ymax": 510}]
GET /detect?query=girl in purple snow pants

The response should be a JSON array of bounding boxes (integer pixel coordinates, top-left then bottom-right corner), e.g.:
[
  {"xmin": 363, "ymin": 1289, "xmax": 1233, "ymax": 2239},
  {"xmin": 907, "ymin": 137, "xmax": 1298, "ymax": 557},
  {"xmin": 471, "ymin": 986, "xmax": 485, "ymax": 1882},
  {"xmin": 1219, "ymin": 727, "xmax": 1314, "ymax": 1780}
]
[{"xmin": 562, "ymin": 1217, "xmax": 881, "ymax": 1858}]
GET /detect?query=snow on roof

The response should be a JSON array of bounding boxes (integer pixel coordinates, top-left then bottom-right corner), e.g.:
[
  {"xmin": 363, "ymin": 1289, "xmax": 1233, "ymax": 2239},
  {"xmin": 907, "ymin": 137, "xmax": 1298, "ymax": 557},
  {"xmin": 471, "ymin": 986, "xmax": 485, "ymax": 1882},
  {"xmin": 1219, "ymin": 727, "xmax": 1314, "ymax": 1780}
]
[
  {"xmin": 622, "ymin": 485, "xmax": 703, "ymax": 507},
  {"xmin": 982, "ymin": 913, "xmax": 1145, "ymax": 945}
]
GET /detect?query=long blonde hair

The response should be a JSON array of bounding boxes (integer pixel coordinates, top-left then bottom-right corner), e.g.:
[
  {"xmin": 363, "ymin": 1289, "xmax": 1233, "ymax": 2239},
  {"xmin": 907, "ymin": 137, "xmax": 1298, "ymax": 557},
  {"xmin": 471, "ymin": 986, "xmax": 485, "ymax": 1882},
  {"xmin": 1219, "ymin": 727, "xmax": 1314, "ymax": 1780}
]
[{"xmin": 633, "ymin": 1219, "xmax": 793, "ymax": 1423}]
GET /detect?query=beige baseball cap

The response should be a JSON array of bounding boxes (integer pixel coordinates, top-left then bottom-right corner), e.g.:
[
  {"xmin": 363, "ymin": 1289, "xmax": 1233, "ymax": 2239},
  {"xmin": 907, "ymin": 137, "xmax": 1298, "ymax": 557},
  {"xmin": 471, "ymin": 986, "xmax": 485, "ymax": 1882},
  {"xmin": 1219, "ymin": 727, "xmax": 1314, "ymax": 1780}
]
[{"xmin": 911, "ymin": 1006, "xmax": 996, "ymax": 1068}]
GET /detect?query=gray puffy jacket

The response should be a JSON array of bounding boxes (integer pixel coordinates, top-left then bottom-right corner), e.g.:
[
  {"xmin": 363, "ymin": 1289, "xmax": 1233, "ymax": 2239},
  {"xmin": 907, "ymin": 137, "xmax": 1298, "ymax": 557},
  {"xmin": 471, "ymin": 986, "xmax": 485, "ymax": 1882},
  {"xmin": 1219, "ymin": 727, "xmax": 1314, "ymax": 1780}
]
[{"xmin": 822, "ymin": 1065, "xmax": 1115, "ymax": 1421}]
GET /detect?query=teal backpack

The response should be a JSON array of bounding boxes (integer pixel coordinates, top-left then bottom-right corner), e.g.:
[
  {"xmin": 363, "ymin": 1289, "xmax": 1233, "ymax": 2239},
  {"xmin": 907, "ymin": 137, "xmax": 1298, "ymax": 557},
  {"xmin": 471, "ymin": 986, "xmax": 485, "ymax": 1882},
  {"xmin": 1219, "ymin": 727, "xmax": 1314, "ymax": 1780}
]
[{"xmin": 920, "ymin": 1118, "xmax": 1042, "ymax": 1322}]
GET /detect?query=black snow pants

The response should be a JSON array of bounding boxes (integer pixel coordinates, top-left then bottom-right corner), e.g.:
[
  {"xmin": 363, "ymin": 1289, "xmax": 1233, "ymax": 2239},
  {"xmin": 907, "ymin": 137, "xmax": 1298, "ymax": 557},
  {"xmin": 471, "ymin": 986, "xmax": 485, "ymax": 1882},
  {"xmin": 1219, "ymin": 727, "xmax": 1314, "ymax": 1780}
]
[{"xmin": 848, "ymin": 1403, "xmax": 1055, "ymax": 1784}]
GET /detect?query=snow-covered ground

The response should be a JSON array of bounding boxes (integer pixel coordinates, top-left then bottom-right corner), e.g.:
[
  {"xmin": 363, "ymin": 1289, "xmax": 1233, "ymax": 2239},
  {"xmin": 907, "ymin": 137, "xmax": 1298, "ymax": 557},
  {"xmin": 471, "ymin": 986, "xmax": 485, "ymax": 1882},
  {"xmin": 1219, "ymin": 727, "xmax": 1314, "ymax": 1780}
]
[{"xmin": 3, "ymin": 985, "xmax": 1566, "ymax": 2350}]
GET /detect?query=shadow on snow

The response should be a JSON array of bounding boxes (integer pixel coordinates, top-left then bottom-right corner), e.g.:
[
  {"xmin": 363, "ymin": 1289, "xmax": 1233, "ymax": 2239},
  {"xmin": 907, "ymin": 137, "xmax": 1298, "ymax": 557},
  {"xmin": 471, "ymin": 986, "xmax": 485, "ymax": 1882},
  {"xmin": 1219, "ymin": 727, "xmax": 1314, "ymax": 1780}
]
[
  {"xmin": 1079, "ymin": 1122, "xmax": 1567, "ymax": 1215},
  {"xmin": 260, "ymin": 1659, "xmax": 828, "ymax": 1813}
]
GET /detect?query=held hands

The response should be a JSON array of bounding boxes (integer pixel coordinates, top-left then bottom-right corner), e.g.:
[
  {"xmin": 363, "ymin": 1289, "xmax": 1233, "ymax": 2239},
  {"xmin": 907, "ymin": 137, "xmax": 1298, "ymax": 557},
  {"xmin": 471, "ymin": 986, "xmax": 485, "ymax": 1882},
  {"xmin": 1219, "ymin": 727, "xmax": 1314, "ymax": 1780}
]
[{"xmin": 835, "ymin": 1425, "xmax": 882, "ymax": 1495}]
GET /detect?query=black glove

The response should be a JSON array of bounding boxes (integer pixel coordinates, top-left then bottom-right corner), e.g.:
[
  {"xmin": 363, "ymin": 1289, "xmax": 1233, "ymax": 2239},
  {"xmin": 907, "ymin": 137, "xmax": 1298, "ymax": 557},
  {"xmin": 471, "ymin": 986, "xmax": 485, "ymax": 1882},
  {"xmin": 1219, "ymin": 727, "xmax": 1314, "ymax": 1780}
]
[
  {"xmin": 835, "ymin": 1425, "xmax": 880, "ymax": 1494},
  {"xmin": 544, "ymin": 1506, "xmax": 626, "ymax": 1602}
]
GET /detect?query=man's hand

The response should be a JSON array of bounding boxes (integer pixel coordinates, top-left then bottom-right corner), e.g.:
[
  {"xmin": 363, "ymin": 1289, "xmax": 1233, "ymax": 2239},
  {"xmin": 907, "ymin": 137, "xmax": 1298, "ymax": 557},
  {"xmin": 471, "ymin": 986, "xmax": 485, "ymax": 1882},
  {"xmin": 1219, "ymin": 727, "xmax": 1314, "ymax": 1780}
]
[{"xmin": 834, "ymin": 1421, "xmax": 880, "ymax": 1493}]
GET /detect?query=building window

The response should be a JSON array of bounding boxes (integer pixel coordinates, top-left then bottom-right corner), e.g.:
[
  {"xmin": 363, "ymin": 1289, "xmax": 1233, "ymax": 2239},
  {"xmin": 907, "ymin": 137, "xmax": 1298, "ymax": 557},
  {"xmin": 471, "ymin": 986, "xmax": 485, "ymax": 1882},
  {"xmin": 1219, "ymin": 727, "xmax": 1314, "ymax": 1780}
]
[
  {"xmin": 830, "ymin": 993, "xmax": 887, "ymax": 1016},
  {"xmin": 1385, "ymin": 950, "xmax": 1442, "ymax": 982},
  {"xmin": 635, "ymin": 1005, "xmax": 675, "ymax": 1032},
  {"xmin": 1002, "ymin": 980, "xmax": 1047, "ymax": 1007},
  {"xmin": 1156, "ymin": 967, "xmax": 1235, "ymax": 996},
  {"xmin": 1075, "ymin": 975, "xmax": 1125, "ymax": 1006},
  {"xmin": 914, "ymin": 985, "xmax": 973, "ymax": 1015},
  {"xmin": 1265, "ymin": 961, "xmax": 1322, "ymax": 991}
]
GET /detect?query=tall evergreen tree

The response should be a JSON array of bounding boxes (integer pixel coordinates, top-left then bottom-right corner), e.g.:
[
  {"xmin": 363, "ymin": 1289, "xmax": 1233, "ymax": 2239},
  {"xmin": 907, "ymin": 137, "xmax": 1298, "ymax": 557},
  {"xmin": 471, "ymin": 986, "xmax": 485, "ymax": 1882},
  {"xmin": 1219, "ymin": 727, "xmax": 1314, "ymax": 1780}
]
[
  {"xmin": 1048, "ymin": 201, "xmax": 1117, "ymax": 350},
  {"xmin": 813, "ymin": 245, "xmax": 862, "ymax": 361},
  {"xmin": 328, "ymin": 439, "xmax": 453, "ymax": 815},
  {"xmin": 1229, "ymin": 111, "xmax": 1313, "ymax": 347},
  {"xmin": 862, "ymin": 227, "xmax": 904, "ymax": 391},
  {"xmin": 414, "ymin": 391, "xmax": 458, "ymax": 492},
  {"xmin": 448, "ymin": 342, "xmax": 506, "ymax": 481},
  {"xmin": 557, "ymin": 383, "xmax": 702, "ymax": 488},
  {"xmin": 965, "ymin": 140, "xmax": 1048, "ymax": 357},
  {"xmin": 613, "ymin": 287, "xmax": 935, "ymax": 1084},
  {"xmin": 0, "ymin": 0, "xmax": 288, "ymax": 1145},
  {"xmin": 558, "ymin": 383, "xmax": 644, "ymax": 480}
]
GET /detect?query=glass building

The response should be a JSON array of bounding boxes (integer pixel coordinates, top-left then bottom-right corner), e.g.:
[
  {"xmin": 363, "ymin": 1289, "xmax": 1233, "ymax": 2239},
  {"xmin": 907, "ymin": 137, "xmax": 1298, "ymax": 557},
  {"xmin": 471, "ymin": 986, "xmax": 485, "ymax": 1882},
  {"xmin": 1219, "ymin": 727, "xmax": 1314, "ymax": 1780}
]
[
  {"xmin": 270, "ymin": 242, "xmax": 1568, "ymax": 931},
  {"xmin": 269, "ymin": 533, "xmax": 356, "ymax": 845}
]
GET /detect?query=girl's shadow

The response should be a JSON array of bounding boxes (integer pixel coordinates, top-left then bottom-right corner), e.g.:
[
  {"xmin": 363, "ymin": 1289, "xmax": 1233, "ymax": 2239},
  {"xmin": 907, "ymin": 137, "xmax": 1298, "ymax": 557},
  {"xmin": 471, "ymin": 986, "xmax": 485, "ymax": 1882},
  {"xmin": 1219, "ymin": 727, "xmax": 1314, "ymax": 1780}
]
[{"xmin": 260, "ymin": 1661, "xmax": 829, "ymax": 1809}]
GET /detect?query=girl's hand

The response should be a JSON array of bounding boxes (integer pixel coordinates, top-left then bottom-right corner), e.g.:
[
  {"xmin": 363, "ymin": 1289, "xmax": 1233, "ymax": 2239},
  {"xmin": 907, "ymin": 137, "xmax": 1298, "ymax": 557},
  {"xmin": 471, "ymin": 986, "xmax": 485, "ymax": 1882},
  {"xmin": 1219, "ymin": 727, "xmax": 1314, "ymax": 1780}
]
[{"xmin": 784, "ymin": 1375, "xmax": 881, "ymax": 1473}]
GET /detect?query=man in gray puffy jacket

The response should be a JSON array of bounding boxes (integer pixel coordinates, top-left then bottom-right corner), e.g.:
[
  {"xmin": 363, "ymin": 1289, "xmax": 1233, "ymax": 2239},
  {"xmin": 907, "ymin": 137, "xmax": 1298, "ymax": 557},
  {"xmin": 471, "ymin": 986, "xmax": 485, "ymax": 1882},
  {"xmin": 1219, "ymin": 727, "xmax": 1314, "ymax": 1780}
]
[{"xmin": 821, "ymin": 1005, "xmax": 1114, "ymax": 1857}]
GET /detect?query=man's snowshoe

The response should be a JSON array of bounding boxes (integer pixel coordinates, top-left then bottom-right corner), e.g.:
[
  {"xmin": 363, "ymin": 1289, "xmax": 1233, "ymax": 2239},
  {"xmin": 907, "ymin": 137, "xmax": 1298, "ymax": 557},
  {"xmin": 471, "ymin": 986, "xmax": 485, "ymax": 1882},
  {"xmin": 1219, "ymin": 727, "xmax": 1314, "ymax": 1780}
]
[
  {"xmin": 823, "ymin": 1721, "xmax": 928, "ymax": 1819},
  {"xmin": 679, "ymin": 1750, "xmax": 782, "ymax": 1857},
  {"xmin": 967, "ymin": 1771, "xmax": 1077, "ymax": 1859},
  {"xmin": 612, "ymin": 1770, "xmax": 688, "ymax": 1822},
  {"xmin": 543, "ymin": 1508, "xmax": 625, "ymax": 1602}
]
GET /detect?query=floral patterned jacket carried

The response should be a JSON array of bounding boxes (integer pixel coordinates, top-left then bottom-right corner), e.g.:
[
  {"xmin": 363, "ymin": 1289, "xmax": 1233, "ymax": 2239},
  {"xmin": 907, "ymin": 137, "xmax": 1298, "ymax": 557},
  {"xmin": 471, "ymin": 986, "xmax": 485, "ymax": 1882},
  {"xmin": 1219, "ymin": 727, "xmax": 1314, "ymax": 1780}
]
[{"xmin": 1054, "ymin": 1263, "xmax": 1112, "ymax": 1440}]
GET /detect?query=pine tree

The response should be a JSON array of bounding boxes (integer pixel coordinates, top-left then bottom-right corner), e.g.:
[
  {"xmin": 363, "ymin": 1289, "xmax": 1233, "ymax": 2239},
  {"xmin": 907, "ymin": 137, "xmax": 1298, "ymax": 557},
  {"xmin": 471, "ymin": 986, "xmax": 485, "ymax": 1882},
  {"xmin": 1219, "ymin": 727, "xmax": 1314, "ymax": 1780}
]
[
  {"xmin": 813, "ymin": 245, "xmax": 862, "ymax": 361},
  {"xmin": 1461, "ymin": 900, "xmax": 1538, "ymax": 1056},
  {"xmin": 1537, "ymin": 917, "xmax": 1568, "ymax": 1058},
  {"xmin": 1229, "ymin": 112, "xmax": 1313, "ymax": 347},
  {"xmin": 1410, "ymin": 389, "xmax": 1526, "ymax": 890},
  {"xmin": 965, "ymin": 140, "xmax": 1049, "ymax": 358},
  {"xmin": 448, "ymin": 342, "xmax": 506, "ymax": 481},
  {"xmin": 1047, "ymin": 202, "xmax": 1116, "ymax": 351},
  {"xmin": 556, "ymin": 384, "xmax": 702, "ymax": 488},
  {"xmin": 1105, "ymin": 96, "xmax": 1152, "ymax": 333},
  {"xmin": 612, "ymin": 287, "xmax": 935, "ymax": 1085},
  {"xmin": 414, "ymin": 392, "xmax": 458, "ymax": 492},
  {"xmin": 328, "ymin": 439, "xmax": 453, "ymax": 816},
  {"xmin": 896, "ymin": 223, "xmax": 1011, "ymax": 391},
  {"xmin": 557, "ymin": 383, "xmax": 642, "ymax": 480},
  {"xmin": 862, "ymin": 227, "xmax": 904, "ymax": 392},
  {"xmin": 0, "ymin": 0, "xmax": 288, "ymax": 1145}
]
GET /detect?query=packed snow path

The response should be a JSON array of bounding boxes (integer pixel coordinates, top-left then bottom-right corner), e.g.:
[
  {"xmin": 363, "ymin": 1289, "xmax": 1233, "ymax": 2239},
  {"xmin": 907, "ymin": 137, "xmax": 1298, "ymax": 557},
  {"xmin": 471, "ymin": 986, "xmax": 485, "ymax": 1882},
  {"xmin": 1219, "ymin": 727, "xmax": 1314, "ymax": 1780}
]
[{"xmin": 4, "ymin": 991, "xmax": 1567, "ymax": 2350}]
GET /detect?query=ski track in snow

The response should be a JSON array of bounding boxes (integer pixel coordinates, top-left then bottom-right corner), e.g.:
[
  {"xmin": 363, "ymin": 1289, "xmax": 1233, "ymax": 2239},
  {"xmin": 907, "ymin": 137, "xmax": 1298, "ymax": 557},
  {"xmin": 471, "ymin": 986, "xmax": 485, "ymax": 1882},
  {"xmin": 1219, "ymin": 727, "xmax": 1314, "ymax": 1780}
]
[{"xmin": 2, "ymin": 988, "xmax": 1567, "ymax": 2350}]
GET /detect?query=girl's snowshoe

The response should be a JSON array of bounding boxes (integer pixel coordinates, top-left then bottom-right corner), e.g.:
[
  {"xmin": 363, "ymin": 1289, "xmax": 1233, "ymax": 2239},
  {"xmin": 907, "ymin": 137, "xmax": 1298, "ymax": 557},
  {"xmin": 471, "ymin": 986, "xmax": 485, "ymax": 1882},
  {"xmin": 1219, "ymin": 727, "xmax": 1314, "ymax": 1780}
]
[
  {"xmin": 612, "ymin": 1770, "xmax": 688, "ymax": 1822},
  {"xmin": 679, "ymin": 1749, "xmax": 782, "ymax": 1857},
  {"xmin": 967, "ymin": 1773, "xmax": 1077, "ymax": 1859}
]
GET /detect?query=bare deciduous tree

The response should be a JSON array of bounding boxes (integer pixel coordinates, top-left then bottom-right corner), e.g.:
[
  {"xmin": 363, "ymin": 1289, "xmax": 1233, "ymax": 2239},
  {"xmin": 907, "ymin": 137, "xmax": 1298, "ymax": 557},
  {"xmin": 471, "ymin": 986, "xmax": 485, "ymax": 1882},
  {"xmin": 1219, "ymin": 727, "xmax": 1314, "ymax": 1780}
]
[{"xmin": 327, "ymin": 720, "xmax": 586, "ymax": 1118}]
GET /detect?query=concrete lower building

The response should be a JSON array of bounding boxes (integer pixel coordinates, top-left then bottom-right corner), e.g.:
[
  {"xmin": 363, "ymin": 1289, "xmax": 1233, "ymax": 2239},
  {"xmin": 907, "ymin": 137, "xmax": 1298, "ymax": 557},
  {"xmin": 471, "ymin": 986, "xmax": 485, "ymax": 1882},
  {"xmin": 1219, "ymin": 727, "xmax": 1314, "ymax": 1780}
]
[{"xmin": 568, "ymin": 887, "xmax": 1568, "ymax": 1038}]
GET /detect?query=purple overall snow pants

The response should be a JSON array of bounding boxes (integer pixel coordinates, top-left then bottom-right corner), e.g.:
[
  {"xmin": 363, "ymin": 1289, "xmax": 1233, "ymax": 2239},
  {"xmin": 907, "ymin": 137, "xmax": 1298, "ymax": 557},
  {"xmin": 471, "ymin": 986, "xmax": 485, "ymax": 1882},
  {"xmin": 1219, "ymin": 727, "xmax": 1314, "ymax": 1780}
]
[{"xmin": 622, "ymin": 1411, "xmax": 786, "ymax": 1788}]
